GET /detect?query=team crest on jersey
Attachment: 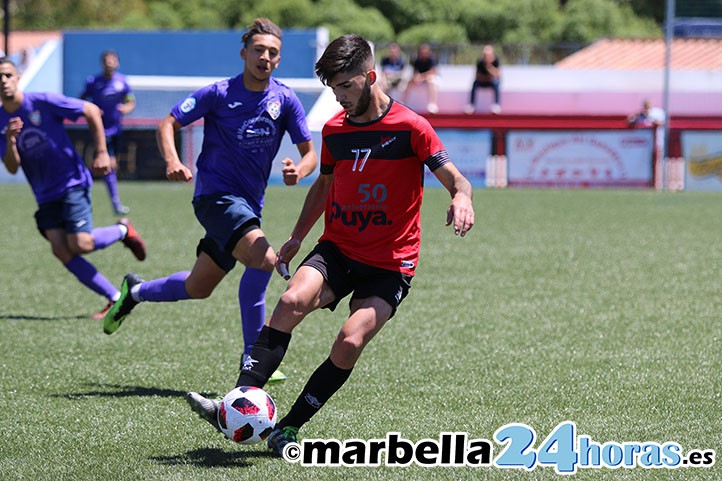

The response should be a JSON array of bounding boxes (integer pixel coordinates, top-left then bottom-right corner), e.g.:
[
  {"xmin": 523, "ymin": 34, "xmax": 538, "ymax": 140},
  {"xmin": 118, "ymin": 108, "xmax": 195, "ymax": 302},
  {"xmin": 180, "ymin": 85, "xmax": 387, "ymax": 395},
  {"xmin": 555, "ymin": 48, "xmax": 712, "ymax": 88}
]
[
  {"xmin": 380, "ymin": 135, "xmax": 397, "ymax": 150},
  {"xmin": 266, "ymin": 100, "xmax": 281, "ymax": 120},
  {"xmin": 180, "ymin": 97, "xmax": 196, "ymax": 113},
  {"xmin": 29, "ymin": 110, "xmax": 42, "ymax": 126}
]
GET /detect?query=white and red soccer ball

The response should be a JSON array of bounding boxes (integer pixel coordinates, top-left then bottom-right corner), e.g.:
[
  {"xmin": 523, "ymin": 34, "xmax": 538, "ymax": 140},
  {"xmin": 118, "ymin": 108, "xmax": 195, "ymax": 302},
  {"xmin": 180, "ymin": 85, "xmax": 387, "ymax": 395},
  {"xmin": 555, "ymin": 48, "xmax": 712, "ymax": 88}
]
[{"xmin": 218, "ymin": 386, "xmax": 277, "ymax": 444}]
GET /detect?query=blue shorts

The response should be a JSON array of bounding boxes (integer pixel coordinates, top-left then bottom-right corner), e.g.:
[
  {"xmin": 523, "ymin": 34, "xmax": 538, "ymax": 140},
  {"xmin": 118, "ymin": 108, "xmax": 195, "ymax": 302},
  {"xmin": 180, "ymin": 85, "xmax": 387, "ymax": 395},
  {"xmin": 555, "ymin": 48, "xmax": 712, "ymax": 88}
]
[
  {"xmin": 106, "ymin": 133, "xmax": 121, "ymax": 158},
  {"xmin": 192, "ymin": 193, "xmax": 261, "ymax": 273},
  {"xmin": 35, "ymin": 187, "xmax": 94, "ymax": 236}
]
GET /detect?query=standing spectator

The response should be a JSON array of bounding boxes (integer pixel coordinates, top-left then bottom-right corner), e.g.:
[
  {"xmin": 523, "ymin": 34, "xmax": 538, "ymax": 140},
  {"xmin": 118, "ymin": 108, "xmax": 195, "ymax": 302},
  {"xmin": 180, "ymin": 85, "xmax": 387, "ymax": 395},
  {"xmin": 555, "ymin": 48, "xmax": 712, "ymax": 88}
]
[
  {"xmin": 628, "ymin": 98, "xmax": 666, "ymax": 166},
  {"xmin": 81, "ymin": 50, "xmax": 135, "ymax": 215},
  {"xmin": 379, "ymin": 42, "xmax": 405, "ymax": 93},
  {"xmin": 628, "ymin": 99, "xmax": 664, "ymax": 128},
  {"xmin": 465, "ymin": 44, "xmax": 501, "ymax": 114},
  {"xmin": 0, "ymin": 57, "xmax": 147, "ymax": 319},
  {"xmin": 403, "ymin": 43, "xmax": 439, "ymax": 114},
  {"xmin": 103, "ymin": 19, "xmax": 317, "ymax": 385},
  {"xmin": 186, "ymin": 34, "xmax": 475, "ymax": 456}
]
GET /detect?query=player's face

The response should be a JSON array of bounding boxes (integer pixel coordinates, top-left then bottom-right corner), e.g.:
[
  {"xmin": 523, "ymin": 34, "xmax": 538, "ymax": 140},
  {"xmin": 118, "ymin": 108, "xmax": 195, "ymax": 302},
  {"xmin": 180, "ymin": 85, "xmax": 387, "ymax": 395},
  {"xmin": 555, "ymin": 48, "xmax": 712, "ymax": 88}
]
[
  {"xmin": 0, "ymin": 63, "xmax": 19, "ymax": 101},
  {"xmin": 329, "ymin": 71, "xmax": 373, "ymax": 118},
  {"xmin": 242, "ymin": 34, "xmax": 282, "ymax": 82},
  {"xmin": 102, "ymin": 54, "xmax": 119, "ymax": 75}
]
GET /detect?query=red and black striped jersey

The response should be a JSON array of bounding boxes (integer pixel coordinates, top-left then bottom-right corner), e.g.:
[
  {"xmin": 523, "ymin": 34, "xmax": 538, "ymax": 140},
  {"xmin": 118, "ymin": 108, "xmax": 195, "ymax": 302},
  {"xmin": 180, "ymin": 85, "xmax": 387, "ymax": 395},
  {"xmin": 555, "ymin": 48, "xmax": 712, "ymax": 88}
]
[{"xmin": 318, "ymin": 100, "xmax": 449, "ymax": 275}]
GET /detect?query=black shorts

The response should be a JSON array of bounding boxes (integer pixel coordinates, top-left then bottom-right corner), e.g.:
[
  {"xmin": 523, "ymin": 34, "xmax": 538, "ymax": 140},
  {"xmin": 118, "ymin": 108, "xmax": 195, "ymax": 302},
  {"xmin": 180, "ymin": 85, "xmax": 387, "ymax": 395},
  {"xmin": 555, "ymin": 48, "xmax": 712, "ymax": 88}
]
[{"xmin": 301, "ymin": 241, "xmax": 413, "ymax": 319}]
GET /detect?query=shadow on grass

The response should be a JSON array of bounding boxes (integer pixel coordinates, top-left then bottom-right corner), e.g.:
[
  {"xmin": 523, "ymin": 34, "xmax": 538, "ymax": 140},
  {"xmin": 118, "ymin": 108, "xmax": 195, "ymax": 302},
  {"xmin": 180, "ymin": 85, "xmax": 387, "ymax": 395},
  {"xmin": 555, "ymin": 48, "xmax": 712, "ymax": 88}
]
[
  {"xmin": 52, "ymin": 383, "xmax": 221, "ymax": 400},
  {"xmin": 152, "ymin": 447, "xmax": 276, "ymax": 468},
  {"xmin": 0, "ymin": 313, "xmax": 88, "ymax": 321}
]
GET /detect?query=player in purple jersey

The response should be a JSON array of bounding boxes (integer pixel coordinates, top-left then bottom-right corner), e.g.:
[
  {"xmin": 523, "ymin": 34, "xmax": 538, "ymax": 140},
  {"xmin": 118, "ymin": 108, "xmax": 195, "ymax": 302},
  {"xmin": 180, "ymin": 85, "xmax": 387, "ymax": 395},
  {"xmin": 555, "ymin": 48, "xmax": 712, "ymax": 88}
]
[
  {"xmin": 81, "ymin": 50, "xmax": 136, "ymax": 215},
  {"xmin": 104, "ymin": 19, "xmax": 317, "ymax": 384},
  {"xmin": 0, "ymin": 57, "xmax": 147, "ymax": 319}
]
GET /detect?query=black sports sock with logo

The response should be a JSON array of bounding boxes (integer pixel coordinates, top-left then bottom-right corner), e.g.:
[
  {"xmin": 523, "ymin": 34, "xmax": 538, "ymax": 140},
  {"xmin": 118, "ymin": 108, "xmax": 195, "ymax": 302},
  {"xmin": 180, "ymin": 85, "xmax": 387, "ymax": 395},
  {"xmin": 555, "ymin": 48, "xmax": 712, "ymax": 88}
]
[
  {"xmin": 277, "ymin": 357, "xmax": 353, "ymax": 430},
  {"xmin": 235, "ymin": 326, "xmax": 291, "ymax": 387}
]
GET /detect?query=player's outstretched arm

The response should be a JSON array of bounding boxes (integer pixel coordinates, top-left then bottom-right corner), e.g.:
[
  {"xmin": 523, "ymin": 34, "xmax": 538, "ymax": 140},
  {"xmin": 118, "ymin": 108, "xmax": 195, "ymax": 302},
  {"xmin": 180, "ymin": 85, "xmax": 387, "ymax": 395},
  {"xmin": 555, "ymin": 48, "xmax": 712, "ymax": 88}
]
[
  {"xmin": 82, "ymin": 101, "xmax": 111, "ymax": 176},
  {"xmin": 275, "ymin": 173, "xmax": 333, "ymax": 278},
  {"xmin": 432, "ymin": 162, "xmax": 474, "ymax": 237},
  {"xmin": 156, "ymin": 114, "xmax": 192, "ymax": 182}
]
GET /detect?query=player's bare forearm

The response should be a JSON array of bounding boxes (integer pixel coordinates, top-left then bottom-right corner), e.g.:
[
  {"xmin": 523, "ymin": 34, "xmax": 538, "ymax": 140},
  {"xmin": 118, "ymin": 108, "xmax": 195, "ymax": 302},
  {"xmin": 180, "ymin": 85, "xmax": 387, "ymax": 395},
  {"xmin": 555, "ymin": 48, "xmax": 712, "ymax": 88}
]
[
  {"xmin": 2, "ymin": 147, "xmax": 20, "ymax": 173},
  {"xmin": 296, "ymin": 140, "xmax": 318, "ymax": 179},
  {"xmin": 157, "ymin": 115, "xmax": 192, "ymax": 182},
  {"xmin": 276, "ymin": 175, "xmax": 330, "ymax": 278},
  {"xmin": 119, "ymin": 98, "xmax": 136, "ymax": 116},
  {"xmin": 433, "ymin": 162, "xmax": 475, "ymax": 237},
  {"xmin": 290, "ymin": 173, "xmax": 332, "ymax": 243},
  {"xmin": 447, "ymin": 188, "xmax": 474, "ymax": 237},
  {"xmin": 82, "ymin": 102, "xmax": 111, "ymax": 174},
  {"xmin": 3, "ymin": 117, "xmax": 22, "ymax": 173},
  {"xmin": 282, "ymin": 141, "xmax": 318, "ymax": 185},
  {"xmin": 91, "ymin": 151, "xmax": 111, "ymax": 175}
]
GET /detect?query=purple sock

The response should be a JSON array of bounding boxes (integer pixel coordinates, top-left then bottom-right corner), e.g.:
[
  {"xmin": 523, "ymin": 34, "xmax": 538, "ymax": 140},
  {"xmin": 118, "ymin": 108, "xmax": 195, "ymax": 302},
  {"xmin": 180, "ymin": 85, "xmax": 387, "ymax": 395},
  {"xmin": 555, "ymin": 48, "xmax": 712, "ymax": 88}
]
[
  {"xmin": 104, "ymin": 169, "xmax": 123, "ymax": 211},
  {"xmin": 137, "ymin": 271, "xmax": 192, "ymax": 302},
  {"xmin": 239, "ymin": 268, "xmax": 272, "ymax": 356},
  {"xmin": 91, "ymin": 225, "xmax": 124, "ymax": 250},
  {"xmin": 64, "ymin": 255, "xmax": 119, "ymax": 300}
]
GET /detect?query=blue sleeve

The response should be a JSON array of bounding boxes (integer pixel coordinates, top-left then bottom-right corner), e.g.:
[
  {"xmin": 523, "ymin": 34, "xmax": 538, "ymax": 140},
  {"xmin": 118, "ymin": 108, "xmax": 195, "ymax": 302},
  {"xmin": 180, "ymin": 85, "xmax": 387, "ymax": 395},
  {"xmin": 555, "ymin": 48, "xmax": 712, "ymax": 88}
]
[
  {"xmin": 171, "ymin": 83, "xmax": 215, "ymax": 126},
  {"xmin": 283, "ymin": 90, "xmax": 312, "ymax": 144},
  {"xmin": 41, "ymin": 93, "xmax": 86, "ymax": 122}
]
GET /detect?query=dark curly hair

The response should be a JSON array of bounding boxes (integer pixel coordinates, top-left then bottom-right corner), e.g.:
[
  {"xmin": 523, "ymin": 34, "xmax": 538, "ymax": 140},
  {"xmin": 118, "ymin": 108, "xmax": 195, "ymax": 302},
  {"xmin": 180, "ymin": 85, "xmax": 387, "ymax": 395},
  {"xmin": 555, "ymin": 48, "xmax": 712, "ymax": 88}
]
[
  {"xmin": 242, "ymin": 18, "xmax": 283, "ymax": 48},
  {"xmin": 315, "ymin": 34, "xmax": 373, "ymax": 86}
]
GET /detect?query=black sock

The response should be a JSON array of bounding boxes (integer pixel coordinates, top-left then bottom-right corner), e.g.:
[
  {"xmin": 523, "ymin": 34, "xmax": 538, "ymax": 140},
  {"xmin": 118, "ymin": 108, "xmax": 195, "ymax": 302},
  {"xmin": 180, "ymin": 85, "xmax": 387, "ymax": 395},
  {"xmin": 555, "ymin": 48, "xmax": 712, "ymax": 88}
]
[
  {"xmin": 277, "ymin": 357, "xmax": 353, "ymax": 430},
  {"xmin": 235, "ymin": 326, "xmax": 291, "ymax": 387}
]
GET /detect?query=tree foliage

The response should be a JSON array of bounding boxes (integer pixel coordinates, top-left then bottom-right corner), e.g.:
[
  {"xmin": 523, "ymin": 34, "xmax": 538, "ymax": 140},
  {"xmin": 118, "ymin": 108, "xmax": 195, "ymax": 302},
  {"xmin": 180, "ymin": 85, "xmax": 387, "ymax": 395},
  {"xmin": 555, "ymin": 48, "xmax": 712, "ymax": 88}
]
[
  {"xmin": 9, "ymin": 0, "xmax": 663, "ymax": 44},
  {"xmin": 310, "ymin": 0, "xmax": 394, "ymax": 43},
  {"xmin": 559, "ymin": 0, "xmax": 660, "ymax": 42}
]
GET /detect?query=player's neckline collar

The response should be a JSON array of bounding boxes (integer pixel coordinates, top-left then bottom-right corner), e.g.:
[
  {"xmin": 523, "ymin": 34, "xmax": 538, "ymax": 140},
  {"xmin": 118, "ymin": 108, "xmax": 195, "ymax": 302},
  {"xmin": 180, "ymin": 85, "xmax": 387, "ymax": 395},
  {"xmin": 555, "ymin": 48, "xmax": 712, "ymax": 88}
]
[{"xmin": 346, "ymin": 99, "xmax": 393, "ymax": 127}]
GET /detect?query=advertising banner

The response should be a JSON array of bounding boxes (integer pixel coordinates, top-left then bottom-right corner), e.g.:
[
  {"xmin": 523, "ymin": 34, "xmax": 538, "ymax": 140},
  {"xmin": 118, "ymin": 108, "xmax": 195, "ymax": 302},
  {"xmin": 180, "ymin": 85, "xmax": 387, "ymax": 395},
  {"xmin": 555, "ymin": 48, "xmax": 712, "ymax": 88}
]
[
  {"xmin": 681, "ymin": 131, "xmax": 722, "ymax": 192},
  {"xmin": 507, "ymin": 130, "xmax": 654, "ymax": 188},
  {"xmin": 424, "ymin": 129, "xmax": 492, "ymax": 188}
]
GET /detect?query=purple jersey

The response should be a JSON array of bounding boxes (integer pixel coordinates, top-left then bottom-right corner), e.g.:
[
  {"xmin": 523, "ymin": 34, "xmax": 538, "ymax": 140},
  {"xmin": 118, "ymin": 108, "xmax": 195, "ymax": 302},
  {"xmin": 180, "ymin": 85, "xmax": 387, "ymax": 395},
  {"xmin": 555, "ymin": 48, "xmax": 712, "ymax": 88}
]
[
  {"xmin": 0, "ymin": 92, "xmax": 92, "ymax": 204},
  {"xmin": 171, "ymin": 75, "xmax": 311, "ymax": 215},
  {"xmin": 81, "ymin": 72, "xmax": 133, "ymax": 136}
]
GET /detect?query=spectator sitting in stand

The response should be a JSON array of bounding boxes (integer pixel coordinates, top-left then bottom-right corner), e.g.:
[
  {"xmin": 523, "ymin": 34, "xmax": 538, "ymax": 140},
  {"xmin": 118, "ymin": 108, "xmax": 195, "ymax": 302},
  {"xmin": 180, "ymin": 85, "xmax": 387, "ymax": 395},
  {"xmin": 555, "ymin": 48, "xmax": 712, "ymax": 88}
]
[
  {"xmin": 403, "ymin": 43, "xmax": 439, "ymax": 114},
  {"xmin": 379, "ymin": 43, "xmax": 406, "ymax": 94},
  {"xmin": 465, "ymin": 44, "xmax": 501, "ymax": 115}
]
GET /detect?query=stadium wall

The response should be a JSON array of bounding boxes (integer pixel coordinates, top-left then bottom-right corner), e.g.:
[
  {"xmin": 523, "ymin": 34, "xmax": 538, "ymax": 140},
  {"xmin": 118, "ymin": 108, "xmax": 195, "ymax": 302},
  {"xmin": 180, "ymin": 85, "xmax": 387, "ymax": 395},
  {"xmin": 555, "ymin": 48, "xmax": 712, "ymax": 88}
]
[
  {"xmin": 7, "ymin": 30, "xmax": 720, "ymax": 191},
  {"xmin": 400, "ymin": 65, "xmax": 722, "ymax": 116},
  {"xmin": 61, "ymin": 29, "xmax": 326, "ymax": 98}
]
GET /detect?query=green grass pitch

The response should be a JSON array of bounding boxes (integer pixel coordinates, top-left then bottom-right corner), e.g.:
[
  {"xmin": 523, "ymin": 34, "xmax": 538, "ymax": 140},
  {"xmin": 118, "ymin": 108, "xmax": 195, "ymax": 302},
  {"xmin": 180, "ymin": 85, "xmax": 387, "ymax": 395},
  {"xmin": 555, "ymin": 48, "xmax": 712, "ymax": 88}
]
[{"xmin": 0, "ymin": 182, "xmax": 719, "ymax": 480}]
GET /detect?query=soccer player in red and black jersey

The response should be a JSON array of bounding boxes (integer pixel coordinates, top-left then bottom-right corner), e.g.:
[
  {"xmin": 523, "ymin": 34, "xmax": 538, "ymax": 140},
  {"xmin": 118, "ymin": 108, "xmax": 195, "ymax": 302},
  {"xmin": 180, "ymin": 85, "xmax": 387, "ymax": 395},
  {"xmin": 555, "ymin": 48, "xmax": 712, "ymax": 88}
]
[{"xmin": 187, "ymin": 34, "xmax": 474, "ymax": 456}]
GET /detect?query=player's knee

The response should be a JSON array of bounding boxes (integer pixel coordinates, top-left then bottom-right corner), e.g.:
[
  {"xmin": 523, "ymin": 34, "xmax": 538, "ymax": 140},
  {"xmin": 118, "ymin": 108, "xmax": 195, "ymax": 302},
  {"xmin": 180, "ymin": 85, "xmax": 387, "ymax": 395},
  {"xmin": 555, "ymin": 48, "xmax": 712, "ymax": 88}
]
[
  {"xmin": 233, "ymin": 249, "xmax": 274, "ymax": 272},
  {"xmin": 69, "ymin": 243, "xmax": 91, "ymax": 255},
  {"xmin": 68, "ymin": 236, "xmax": 93, "ymax": 254},
  {"xmin": 276, "ymin": 289, "xmax": 311, "ymax": 318},
  {"xmin": 184, "ymin": 281, "xmax": 214, "ymax": 299},
  {"xmin": 331, "ymin": 334, "xmax": 364, "ymax": 365},
  {"xmin": 252, "ymin": 251, "xmax": 276, "ymax": 272}
]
